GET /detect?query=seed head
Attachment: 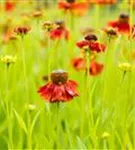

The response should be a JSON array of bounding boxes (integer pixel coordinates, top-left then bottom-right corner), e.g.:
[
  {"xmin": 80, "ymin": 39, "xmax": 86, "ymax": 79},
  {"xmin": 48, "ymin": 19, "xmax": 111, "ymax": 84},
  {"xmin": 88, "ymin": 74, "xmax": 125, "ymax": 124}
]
[{"xmin": 51, "ymin": 69, "xmax": 68, "ymax": 85}]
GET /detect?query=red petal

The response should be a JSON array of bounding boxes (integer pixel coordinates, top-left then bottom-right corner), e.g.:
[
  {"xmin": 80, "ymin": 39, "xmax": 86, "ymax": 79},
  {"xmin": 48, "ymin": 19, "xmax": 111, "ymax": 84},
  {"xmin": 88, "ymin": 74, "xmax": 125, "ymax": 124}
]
[
  {"xmin": 76, "ymin": 40, "xmax": 89, "ymax": 49},
  {"xmin": 90, "ymin": 61, "xmax": 104, "ymax": 76},
  {"xmin": 65, "ymin": 80, "xmax": 79, "ymax": 97},
  {"xmin": 72, "ymin": 57, "xmax": 86, "ymax": 71},
  {"xmin": 38, "ymin": 82, "xmax": 55, "ymax": 101}
]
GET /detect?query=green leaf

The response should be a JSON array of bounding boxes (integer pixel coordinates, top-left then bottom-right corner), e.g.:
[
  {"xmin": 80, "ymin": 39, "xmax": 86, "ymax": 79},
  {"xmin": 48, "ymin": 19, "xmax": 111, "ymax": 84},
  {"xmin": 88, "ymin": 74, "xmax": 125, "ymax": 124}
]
[
  {"xmin": 0, "ymin": 120, "xmax": 7, "ymax": 134},
  {"xmin": 65, "ymin": 121, "xmax": 74, "ymax": 148},
  {"xmin": 13, "ymin": 108, "xmax": 28, "ymax": 135},
  {"xmin": 76, "ymin": 136, "xmax": 87, "ymax": 149},
  {"xmin": 30, "ymin": 109, "xmax": 42, "ymax": 136}
]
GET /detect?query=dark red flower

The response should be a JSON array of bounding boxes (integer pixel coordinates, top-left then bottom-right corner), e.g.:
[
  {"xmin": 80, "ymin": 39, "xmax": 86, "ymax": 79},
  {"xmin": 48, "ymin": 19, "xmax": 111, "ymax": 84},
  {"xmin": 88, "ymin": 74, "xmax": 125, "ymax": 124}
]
[
  {"xmin": 58, "ymin": 0, "xmax": 88, "ymax": 16},
  {"xmin": 90, "ymin": 61, "xmax": 104, "ymax": 76},
  {"xmin": 50, "ymin": 28, "xmax": 69, "ymax": 40},
  {"xmin": 38, "ymin": 70, "xmax": 79, "ymax": 103},
  {"xmin": 76, "ymin": 40, "xmax": 105, "ymax": 53},
  {"xmin": 108, "ymin": 13, "xmax": 130, "ymax": 34},
  {"xmin": 50, "ymin": 21, "xmax": 69, "ymax": 40},
  {"xmin": 5, "ymin": 0, "xmax": 15, "ymax": 12},
  {"xmin": 77, "ymin": 34, "xmax": 105, "ymax": 53},
  {"xmin": 72, "ymin": 57, "xmax": 86, "ymax": 71},
  {"xmin": 89, "ymin": 42, "xmax": 106, "ymax": 53}
]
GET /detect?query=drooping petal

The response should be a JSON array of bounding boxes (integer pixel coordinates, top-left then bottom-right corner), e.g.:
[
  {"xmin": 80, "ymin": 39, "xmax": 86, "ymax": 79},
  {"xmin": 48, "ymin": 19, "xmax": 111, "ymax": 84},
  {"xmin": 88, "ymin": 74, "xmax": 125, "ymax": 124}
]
[
  {"xmin": 90, "ymin": 61, "xmax": 104, "ymax": 76},
  {"xmin": 50, "ymin": 28, "xmax": 69, "ymax": 40},
  {"xmin": 76, "ymin": 40, "xmax": 89, "ymax": 49},
  {"xmin": 72, "ymin": 57, "xmax": 86, "ymax": 71},
  {"xmin": 89, "ymin": 42, "xmax": 106, "ymax": 53},
  {"xmin": 65, "ymin": 80, "xmax": 79, "ymax": 97},
  {"xmin": 38, "ymin": 82, "xmax": 55, "ymax": 101}
]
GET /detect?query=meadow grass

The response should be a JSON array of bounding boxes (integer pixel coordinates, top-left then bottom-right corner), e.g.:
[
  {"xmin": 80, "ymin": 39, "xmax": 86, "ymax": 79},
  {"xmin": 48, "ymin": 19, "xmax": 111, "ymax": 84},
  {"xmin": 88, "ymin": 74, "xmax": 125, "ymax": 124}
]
[{"xmin": 0, "ymin": 0, "xmax": 135, "ymax": 149}]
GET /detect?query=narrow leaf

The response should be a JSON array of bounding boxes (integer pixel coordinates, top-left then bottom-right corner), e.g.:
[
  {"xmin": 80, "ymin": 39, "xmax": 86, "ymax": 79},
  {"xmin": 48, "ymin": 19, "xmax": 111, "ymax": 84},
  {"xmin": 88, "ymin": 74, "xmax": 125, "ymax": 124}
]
[{"xmin": 13, "ymin": 108, "xmax": 28, "ymax": 135}]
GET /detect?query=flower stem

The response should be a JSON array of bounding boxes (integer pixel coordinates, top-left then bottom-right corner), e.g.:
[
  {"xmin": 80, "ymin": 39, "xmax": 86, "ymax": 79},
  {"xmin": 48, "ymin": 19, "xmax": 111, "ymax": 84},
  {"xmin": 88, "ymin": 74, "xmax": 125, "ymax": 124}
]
[
  {"xmin": 86, "ymin": 52, "xmax": 93, "ymax": 127},
  {"xmin": 48, "ymin": 40, "xmax": 60, "ymax": 80},
  {"xmin": 129, "ymin": 0, "xmax": 133, "ymax": 53},
  {"xmin": 5, "ymin": 65, "xmax": 13, "ymax": 149},
  {"xmin": 56, "ymin": 103, "xmax": 60, "ymax": 149},
  {"xmin": 95, "ymin": 4, "xmax": 100, "ymax": 29},
  {"xmin": 80, "ymin": 51, "xmax": 92, "ymax": 137},
  {"xmin": 21, "ymin": 37, "xmax": 31, "ymax": 149}
]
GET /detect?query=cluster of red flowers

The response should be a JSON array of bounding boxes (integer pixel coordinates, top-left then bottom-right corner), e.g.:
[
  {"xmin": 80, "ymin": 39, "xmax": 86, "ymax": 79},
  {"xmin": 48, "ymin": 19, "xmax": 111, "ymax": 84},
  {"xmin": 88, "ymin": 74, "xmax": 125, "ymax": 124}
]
[
  {"xmin": 76, "ymin": 34, "xmax": 106, "ymax": 53},
  {"xmin": 72, "ymin": 34, "xmax": 105, "ymax": 76}
]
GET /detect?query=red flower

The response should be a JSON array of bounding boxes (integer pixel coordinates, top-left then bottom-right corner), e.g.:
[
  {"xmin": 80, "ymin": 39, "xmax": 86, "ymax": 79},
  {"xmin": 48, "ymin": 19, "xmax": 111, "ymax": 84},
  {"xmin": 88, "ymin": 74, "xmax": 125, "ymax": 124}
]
[
  {"xmin": 50, "ymin": 28, "xmax": 69, "ymax": 40},
  {"xmin": 76, "ymin": 34, "xmax": 98, "ymax": 49},
  {"xmin": 38, "ymin": 70, "xmax": 79, "ymax": 103},
  {"xmin": 90, "ymin": 61, "xmax": 104, "ymax": 76},
  {"xmin": 76, "ymin": 40, "xmax": 89, "ymax": 49},
  {"xmin": 76, "ymin": 41, "xmax": 105, "ymax": 53},
  {"xmin": 72, "ymin": 57, "xmax": 86, "ymax": 71},
  {"xmin": 108, "ymin": 13, "xmax": 130, "ymax": 34},
  {"xmin": 50, "ymin": 21, "xmax": 69, "ymax": 40},
  {"xmin": 108, "ymin": 21, "xmax": 130, "ymax": 33},
  {"xmin": 58, "ymin": 0, "xmax": 89, "ymax": 16},
  {"xmin": 89, "ymin": 42, "xmax": 106, "ymax": 53},
  {"xmin": 76, "ymin": 34, "xmax": 105, "ymax": 53},
  {"xmin": 5, "ymin": 0, "xmax": 15, "ymax": 12}
]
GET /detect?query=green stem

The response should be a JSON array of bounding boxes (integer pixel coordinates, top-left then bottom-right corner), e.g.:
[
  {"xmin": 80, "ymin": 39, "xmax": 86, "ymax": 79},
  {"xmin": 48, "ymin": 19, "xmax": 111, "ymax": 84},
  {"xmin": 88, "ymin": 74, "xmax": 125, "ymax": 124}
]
[
  {"xmin": 5, "ymin": 65, "xmax": 13, "ymax": 149},
  {"xmin": 123, "ymin": 0, "xmax": 127, "ymax": 12},
  {"xmin": 48, "ymin": 40, "xmax": 60, "ymax": 79},
  {"xmin": 95, "ymin": 4, "xmax": 100, "ymax": 29},
  {"xmin": 56, "ymin": 103, "xmax": 60, "ymax": 149},
  {"xmin": 129, "ymin": 0, "xmax": 133, "ymax": 55},
  {"xmin": 86, "ymin": 52, "xmax": 94, "ymax": 127},
  {"xmin": 80, "ymin": 70, "xmax": 86, "ymax": 138},
  {"xmin": 21, "ymin": 37, "xmax": 31, "ymax": 149},
  {"xmin": 81, "ymin": 51, "xmax": 93, "ymax": 136}
]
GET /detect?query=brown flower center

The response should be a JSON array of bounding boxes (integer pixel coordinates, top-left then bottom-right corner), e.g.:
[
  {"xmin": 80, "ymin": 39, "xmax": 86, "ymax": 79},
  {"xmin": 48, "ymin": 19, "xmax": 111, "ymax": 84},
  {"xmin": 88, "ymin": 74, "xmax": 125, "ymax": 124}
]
[
  {"xmin": 119, "ymin": 13, "xmax": 129, "ymax": 23},
  {"xmin": 106, "ymin": 29, "xmax": 117, "ymax": 36},
  {"xmin": 14, "ymin": 26, "xmax": 30, "ymax": 35},
  {"xmin": 55, "ymin": 20, "xmax": 65, "ymax": 29},
  {"xmin": 84, "ymin": 34, "xmax": 98, "ymax": 41},
  {"xmin": 51, "ymin": 70, "xmax": 68, "ymax": 85},
  {"xmin": 66, "ymin": 0, "xmax": 75, "ymax": 3}
]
